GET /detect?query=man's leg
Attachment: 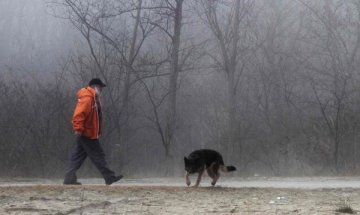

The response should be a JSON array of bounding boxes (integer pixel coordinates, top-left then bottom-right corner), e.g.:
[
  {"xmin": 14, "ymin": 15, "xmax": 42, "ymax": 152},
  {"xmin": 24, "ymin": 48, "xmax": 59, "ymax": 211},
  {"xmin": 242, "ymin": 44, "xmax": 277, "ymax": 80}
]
[
  {"xmin": 81, "ymin": 137, "xmax": 122, "ymax": 185},
  {"xmin": 63, "ymin": 137, "xmax": 87, "ymax": 184}
]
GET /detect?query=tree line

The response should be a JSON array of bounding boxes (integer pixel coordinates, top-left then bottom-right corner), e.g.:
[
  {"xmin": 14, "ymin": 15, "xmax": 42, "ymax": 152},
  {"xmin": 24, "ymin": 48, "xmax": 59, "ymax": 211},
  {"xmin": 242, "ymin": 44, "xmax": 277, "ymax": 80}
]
[{"xmin": 2, "ymin": 0, "xmax": 360, "ymax": 177}]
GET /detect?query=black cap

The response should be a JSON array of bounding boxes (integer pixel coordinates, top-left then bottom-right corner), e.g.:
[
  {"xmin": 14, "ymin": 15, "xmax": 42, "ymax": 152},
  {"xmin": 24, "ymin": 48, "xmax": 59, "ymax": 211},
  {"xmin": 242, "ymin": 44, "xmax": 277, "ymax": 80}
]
[{"xmin": 89, "ymin": 78, "xmax": 106, "ymax": 87}]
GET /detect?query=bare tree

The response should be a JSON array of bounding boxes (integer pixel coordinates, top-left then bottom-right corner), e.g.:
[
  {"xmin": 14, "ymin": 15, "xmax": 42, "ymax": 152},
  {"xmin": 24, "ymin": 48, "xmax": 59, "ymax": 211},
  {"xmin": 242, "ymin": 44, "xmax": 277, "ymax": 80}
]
[
  {"xmin": 164, "ymin": 0, "xmax": 184, "ymax": 160},
  {"xmin": 298, "ymin": 0, "xmax": 360, "ymax": 174},
  {"xmin": 199, "ymin": 0, "xmax": 254, "ymax": 160},
  {"xmin": 54, "ymin": 0, "xmax": 158, "ymax": 171}
]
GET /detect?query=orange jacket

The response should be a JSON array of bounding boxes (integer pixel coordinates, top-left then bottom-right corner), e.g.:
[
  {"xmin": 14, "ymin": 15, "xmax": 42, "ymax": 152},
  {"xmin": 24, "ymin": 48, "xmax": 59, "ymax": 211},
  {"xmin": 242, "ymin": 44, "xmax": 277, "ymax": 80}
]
[{"xmin": 72, "ymin": 87, "xmax": 101, "ymax": 139}]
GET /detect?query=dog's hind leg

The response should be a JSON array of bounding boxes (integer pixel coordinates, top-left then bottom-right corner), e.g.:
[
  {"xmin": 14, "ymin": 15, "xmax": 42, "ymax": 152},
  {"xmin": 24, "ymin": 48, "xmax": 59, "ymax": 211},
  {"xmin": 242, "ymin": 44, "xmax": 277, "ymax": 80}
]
[
  {"xmin": 213, "ymin": 173, "xmax": 220, "ymax": 186},
  {"xmin": 207, "ymin": 170, "xmax": 217, "ymax": 186},
  {"xmin": 207, "ymin": 163, "xmax": 216, "ymax": 186},
  {"xmin": 210, "ymin": 163, "xmax": 221, "ymax": 186},
  {"xmin": 207, "ymin": 164, "xmax": 215, "ymax": 178}
]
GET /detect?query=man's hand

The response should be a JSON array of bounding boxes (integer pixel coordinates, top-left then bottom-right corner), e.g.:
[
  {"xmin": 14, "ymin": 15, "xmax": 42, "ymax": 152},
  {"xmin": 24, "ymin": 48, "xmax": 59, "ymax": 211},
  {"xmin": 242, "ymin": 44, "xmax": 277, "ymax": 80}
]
[{"xmin": 74, "ymin": 131, "xmax": 82, "ymax": 136}]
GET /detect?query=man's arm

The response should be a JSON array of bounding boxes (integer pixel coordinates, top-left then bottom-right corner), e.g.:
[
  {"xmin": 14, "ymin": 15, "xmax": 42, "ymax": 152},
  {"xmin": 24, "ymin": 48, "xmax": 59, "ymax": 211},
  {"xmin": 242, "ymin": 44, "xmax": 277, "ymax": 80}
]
[{"xmin": 72, "ymin": 97, "xmax": 91, "ymax": 135}]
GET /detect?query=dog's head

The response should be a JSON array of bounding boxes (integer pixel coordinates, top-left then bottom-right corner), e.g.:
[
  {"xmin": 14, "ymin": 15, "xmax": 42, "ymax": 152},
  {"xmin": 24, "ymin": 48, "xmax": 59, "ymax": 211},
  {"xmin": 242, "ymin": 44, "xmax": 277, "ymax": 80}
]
[{"xmin": 184, "ymin": 157, "xmax": 199, "ymax": 174}]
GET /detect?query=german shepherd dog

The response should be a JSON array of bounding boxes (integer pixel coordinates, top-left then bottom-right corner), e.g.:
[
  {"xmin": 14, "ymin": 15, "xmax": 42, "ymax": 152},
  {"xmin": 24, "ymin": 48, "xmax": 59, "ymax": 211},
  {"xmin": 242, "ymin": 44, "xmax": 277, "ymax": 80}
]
[{"xmin": 184, "ymin": 149, "xmax": 236, "ymax": 187}]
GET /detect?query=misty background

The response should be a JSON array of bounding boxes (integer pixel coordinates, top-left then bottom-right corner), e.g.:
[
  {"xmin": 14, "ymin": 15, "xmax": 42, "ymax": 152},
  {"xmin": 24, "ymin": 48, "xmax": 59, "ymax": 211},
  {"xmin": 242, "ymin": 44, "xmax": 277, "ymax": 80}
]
[{"xmin": 1, "ymin": 0, "xmax": 360, "ymax": 178}]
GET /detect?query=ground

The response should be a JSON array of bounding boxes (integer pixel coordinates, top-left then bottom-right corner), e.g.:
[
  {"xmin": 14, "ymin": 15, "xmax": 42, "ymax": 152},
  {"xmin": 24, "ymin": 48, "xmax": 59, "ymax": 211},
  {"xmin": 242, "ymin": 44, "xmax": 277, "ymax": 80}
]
[{"xmin": 1, "ymin": 177, "xmax": 360, "ymax": 214}]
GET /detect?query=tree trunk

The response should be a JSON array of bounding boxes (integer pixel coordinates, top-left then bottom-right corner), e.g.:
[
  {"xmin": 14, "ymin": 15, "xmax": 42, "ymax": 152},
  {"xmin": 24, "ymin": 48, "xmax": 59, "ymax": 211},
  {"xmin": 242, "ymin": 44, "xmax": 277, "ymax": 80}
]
[
  {"xmin": 165, "ymin": 0, "xmax": 183, "ymax": 175},
  {"xmin": 116, "ymin": 0, "xmax": 142, "ymax": 172},
  {"xmin": 227, "ymin": 0, "xmax": 241, "ymax": 161}
]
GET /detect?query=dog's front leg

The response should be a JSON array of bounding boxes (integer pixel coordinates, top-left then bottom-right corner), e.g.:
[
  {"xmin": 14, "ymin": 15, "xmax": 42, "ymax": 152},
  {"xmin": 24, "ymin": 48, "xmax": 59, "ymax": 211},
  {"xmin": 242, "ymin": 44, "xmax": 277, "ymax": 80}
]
[
  {"xmin": 185, "ymin": 172, "xmax": 191, "ymax": 186},
  {"xmin": 194, "ymin": 169, "xmax": 204, "ymax": 187}
]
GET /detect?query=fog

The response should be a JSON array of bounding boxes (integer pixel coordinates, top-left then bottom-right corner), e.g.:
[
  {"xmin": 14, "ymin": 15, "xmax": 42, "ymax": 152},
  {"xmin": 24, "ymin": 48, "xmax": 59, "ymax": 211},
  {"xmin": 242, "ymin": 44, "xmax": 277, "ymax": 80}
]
[{"xmin": 1, "ymin": 0, "xmax": 360, "ymax": 179}]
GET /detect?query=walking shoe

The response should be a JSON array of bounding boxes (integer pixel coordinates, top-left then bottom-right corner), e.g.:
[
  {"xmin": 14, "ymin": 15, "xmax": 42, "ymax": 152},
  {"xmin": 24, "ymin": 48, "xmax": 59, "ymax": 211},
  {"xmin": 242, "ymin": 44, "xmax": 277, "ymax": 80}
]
[
  {"xmin": 105, "ymin": 175, "xmax": 123, "ymax": 185},
  {"xmin": 63, "ymin": 181, "xmax": 82, "ymax": 185}
]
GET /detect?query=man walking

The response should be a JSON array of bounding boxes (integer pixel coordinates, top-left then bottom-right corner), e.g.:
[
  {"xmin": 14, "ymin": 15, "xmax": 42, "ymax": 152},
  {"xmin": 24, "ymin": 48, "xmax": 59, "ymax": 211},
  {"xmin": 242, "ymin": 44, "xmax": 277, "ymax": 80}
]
[{"xmin": 63, "ymin": 78, "xmax": 122, "ymax": 185}]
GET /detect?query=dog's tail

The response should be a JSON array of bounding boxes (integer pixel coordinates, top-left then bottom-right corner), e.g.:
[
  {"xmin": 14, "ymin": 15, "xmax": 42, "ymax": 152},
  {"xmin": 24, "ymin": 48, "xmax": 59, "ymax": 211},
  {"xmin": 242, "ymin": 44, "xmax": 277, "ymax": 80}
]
[{"xmin": 220, "ymin": 165, "xmax": 236, "ymax": 172}]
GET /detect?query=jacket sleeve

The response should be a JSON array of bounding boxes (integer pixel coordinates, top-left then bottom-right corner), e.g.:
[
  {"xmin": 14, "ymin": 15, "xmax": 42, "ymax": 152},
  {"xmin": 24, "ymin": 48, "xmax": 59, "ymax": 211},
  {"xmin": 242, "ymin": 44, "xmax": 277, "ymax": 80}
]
[{"xmin": 72, "ymin": 97, "xmax": 92, "ymax": 134}]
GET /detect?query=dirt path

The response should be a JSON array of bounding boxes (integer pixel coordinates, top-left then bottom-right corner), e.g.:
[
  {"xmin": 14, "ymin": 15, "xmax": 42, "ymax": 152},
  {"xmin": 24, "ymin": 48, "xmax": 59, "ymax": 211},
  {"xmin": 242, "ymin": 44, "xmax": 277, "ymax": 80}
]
[
  {"xmin": 0, "ymin": 184, "xmax": 359, "ymax": 214},
  {"xmin": 3, "ymin": 177, "xmax": 360, "ymax": 188}
]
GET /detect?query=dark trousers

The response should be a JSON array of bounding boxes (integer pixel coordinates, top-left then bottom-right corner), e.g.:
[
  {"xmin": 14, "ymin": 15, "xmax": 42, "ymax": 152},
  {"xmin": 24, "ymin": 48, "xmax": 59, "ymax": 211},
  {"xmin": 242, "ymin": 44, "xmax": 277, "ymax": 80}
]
[{"xmin": 64, "ymin": 136, "xmax": 115, "ymax": 183}]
